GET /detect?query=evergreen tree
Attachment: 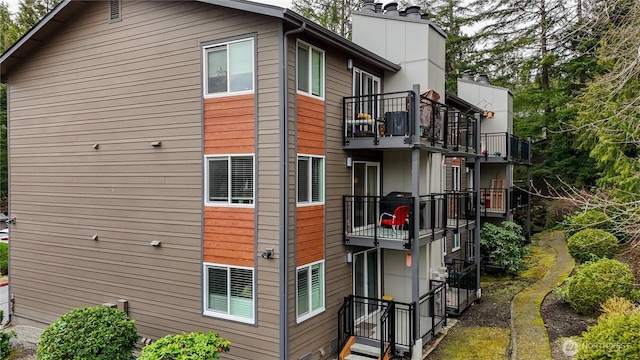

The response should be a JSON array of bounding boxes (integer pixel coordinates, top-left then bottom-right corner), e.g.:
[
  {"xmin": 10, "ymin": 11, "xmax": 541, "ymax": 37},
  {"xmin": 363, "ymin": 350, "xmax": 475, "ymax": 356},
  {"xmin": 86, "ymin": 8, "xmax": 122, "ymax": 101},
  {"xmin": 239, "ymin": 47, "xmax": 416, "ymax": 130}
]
[{"xmin": 292, "ymin": 0, "xmax": 358, "ymax": 38}]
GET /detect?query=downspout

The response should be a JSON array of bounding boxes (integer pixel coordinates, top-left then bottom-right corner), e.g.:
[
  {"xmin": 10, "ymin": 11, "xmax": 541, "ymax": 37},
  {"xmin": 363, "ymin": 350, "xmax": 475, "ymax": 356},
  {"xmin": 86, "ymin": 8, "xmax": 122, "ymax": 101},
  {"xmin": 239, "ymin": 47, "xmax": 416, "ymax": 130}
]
[
  {"xmin": 474, "ymin": 113, "xmax": 482, "ymax": 295},
  {"xmin": 280, "ymin": 20, "xmax": 306, "ymax": 360}
]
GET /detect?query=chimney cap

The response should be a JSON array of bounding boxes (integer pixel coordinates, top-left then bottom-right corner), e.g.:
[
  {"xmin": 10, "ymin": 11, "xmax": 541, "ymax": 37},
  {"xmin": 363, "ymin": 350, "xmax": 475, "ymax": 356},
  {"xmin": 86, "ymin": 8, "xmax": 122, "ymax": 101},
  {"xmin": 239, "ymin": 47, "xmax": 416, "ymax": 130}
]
[
  {"xmin": 383, "ymin": 2, "xmax": 398, "ymax": 11},
  {"xmin": 461, "ymin": 70, "xmax": 475, "ymax": 81},
  {"xmin": 478, "ymin": 74, "xmax": 490, "ymax": 84}
]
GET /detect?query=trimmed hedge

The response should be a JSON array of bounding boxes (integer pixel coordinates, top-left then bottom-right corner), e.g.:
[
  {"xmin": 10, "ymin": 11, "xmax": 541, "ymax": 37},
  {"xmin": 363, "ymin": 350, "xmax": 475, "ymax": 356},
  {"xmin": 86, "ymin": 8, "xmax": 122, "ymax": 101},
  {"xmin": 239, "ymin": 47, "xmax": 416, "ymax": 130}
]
[
  {"xmin": 138, "ymin": 332, "xmax": 230, "ymax": 359},
  {"xmin": 567, "ymin": 228, "xmax": 618, "ymax": 263},
  {"xmin": 561, "ymin": 259, "xmax": 640, "ymax": 315},
  {"xmin": 577, "ymin": 311, "xmax": 640, "ymax": 359},
  {"xmin": 568, "ymin": 210, "xmax": 609, "ymax": 236},
  {"xmin": 37, "ymin": 306, "xmax": 139, "ymax": 360}
]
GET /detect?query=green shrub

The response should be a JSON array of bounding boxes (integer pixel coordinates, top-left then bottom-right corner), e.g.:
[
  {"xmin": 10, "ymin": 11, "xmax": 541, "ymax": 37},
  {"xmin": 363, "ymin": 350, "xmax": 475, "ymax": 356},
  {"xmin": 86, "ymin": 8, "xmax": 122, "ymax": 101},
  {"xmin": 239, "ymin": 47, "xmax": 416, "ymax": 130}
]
[
  {"xmin": 560, "ymin": 258, "xmax": 640, "ymax": 315},
  {"xmin": 37, "ymin": 306, "xmax": 139, "ymax": 360},
  {"xmin": 480, "ymin": 221, "xmax": 529, "ymax": 273},
  {"xmin": 576, "ymin": 312, "xmax": 640, "ymax": 359},
  {"xmin": 0, "ymin": 242, "xmax": 7, "ymax": 275},
  {"xmin": 567, "ymin": 228, "xmax": 618, "ymax": 263},
  {"xmin": 138, "ymin": 332, "xmax": 230, "ymax": 360},
  {"xmin": 0, "ymin": 312, "xmax": 15, "ymax": 360},
  {"xmin": 568, "ymin": 210, "xmax": 610, "ymax": 236}
]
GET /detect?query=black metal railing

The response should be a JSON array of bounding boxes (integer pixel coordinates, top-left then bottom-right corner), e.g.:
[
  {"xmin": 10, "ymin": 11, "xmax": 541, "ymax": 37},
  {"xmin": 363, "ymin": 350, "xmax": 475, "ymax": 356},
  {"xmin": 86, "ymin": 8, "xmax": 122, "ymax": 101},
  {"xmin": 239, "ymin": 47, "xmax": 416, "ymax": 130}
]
[
  {"xmin": 447, "ymin": 111, "xmax": 477, "ymax": 153},
  {"xmin": 445, "ymin": 259, "xmax": 478, "ymax": 315},
  {"xmin": 343, "ymin": 90, "xmax": 451, "ymax": 149},
  {"xmin": 479, "ymin": 132, "xmax": 531, "ymax": 163},
  {"xmin": 343, "ymin": 193, "xmax": 448, "ymax": 246},
  {"xmin": 445, "ymin": 190, "xmax": 476, "ymax": 229},
  {"xmin": 419, "ymin": 280, "xmax": 447, "ymax": 342},
  {"xmin": 343, "ymin": 90, "xmax": 416, "ymax": 142},
  {"xmin": 479, "ymin": 187, "xmax": 509, "ymax": 215},
  {"xmin": 510, "ymin": 187, "xmax": 530, "ymax": 210},
  {"xmin": 419, "ymin": 97, "xmax": 448, "ymax": 147},
  {"xmin": 337, "ymin": 295, "xmax": 414, "ymax": 358}
]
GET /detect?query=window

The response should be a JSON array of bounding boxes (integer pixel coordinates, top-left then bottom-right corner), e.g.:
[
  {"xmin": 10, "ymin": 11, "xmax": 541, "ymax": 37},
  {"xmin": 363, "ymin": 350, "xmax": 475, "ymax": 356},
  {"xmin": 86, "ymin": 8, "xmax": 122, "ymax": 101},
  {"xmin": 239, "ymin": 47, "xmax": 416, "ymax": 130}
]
[
  {"xmin": 297, "ymin": 155, "xmax": 324, "ymax": 205},
  {"xmin": 353, "ymin": 68, "xmax": 380, "ymax": 117},
  {"xmin": 206, "ymin": 155, "xmax": 254, "ymax": 205},
  {"xmin": 297, "ymin": 260, "xmax": 325, "ymax": 322},
  {"xmin": 204, "ymin": 264, "xmax": 254, "ymax": 323},
  {"xmin": 204, "ymin": 38, "xmax": 254, "ymax": 96},
  {"xmin": 453, "ymin": 232, "xmax": 460, "ymax": 252},
  {"xmin": 297, "ymin": 42, "xmax": 324, "ymax": 98}
]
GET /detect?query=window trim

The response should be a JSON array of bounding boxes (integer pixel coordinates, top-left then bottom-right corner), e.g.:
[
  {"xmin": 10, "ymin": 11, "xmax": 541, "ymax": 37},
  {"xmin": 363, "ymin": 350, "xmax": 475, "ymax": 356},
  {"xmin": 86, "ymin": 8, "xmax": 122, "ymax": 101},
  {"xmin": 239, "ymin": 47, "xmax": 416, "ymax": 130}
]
[
  {"xmin": 203, "ymin": 38, "xmax": 255, "ymax": 98},
  {"xmin": 203, "ymin": 263, "xmax": 255, "ymax": 324},
  {"xmin": 296, "ymin": 40, "xmax": 325, "ymax": 99},
  {"xmin": 204, "ymin": 154, "xmax": 255, "ymax": 207},
  {"xmin": 452, "ymin": 232, "xmax": 461, "ymax": 252},
  {"xmin": 296, "ymin": 260, "xmax": 326, "ymax": 323},
  {"xmin": 296, "ymin": 154, "xmax": 325, "ymax": 206}
]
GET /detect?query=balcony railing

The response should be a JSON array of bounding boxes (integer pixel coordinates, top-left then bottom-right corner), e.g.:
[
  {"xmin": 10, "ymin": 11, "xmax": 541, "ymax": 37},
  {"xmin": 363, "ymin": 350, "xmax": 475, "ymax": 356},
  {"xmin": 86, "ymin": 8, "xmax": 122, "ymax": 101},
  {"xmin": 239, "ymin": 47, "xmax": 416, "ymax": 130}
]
[
  {"xmin": 479, "ymin": 132, "xmax": 531, "ymax": 163},
  {"xmin": 338, "ymin": 283, "xmax": 447, "ymax": 358},
  {"xmin": 343, "ymin": 90, "xmax": 450, "ymax": 149},
  {"xmin": 445, "ymin": 190, "xmax": 477, "ymax": 229},
  {"xmin": 444, "ymin": 258, "xmax": 478, "ymax": 315},
  {"xmin": 479, "ymin": 187, "xmax": 529, "ymax": 216},
  {"xmin": 343, "ymin": 193, "xmax": 447, "ymax": 248},
  {"xmin": 447, "ymin": 111, "xmax": 477, "ymax": 154}
]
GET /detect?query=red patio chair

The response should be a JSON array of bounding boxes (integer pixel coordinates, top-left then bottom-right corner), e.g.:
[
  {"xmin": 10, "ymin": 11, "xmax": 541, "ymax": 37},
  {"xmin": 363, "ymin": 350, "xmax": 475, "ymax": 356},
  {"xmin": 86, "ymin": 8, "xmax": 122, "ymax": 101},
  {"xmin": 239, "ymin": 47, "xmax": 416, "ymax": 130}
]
[{"xmin": 379, "ymin": 205, "xmax": 410, "ymax": 235}]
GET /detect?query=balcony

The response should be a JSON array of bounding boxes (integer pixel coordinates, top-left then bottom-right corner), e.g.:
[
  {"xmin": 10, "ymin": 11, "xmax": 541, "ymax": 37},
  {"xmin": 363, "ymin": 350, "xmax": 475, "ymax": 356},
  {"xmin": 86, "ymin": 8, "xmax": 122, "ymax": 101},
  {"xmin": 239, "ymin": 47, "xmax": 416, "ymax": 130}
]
[
  {"xmin": 447, "ymin": 111, "xmax": 477, "ymax": 155},
  {"xmin": 476, "ymin": 132, "xmax": 531, "ymax": 164},
  {"xmin": 343, "ymin": 193, "xmax": 447, "ymax": 250},
  {"xmin": 479, "ymin": 187, "xmax": 530, "ymax": 217},
  {"xmin": 337, "ymin": 281, "xmax": 447, "ymax": 359},
  {"xmin": 444, "ymin": 258, "xmax": 478, "ymax": 315},
  {"xmin": 343, "ymin": 90, "xmax": 450, "ymax": 152},
  {"xmin": 445, "ymin": 190, "xmax": 477, "ymax": 230}
]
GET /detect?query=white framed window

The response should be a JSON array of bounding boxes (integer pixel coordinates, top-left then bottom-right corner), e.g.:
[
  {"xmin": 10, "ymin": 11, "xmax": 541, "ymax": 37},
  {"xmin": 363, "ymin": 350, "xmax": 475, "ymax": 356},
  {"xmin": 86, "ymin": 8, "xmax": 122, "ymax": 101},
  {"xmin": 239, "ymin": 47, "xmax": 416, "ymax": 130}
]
[
  {"xmin": 297, "ymin": 41, "xmax": 324, "ymax": 98},
  {"xmin": 452, "ymin": 232, "xmax": 461, "ymax": 252},
  {"xmin": 205, "ymin": 155, "xmax": 254, "ymax": 206},
  {"xmin": 452, "ymin": 164, "xmax": 461, "ymax": 192},
  {"xmin": 297, "ymin": 155, "xmax": 325, "ymax": 205},
  {"xmin": 296, "ymin": 260, "xmax": 325, "ymax": 322},
  {"xmin": 353, "ymin": 68, "xmax": 380, "ymax": 118},
  {"xmin": 204, "ymin": 38, "xmax": 254, "ymax": 97},
  {"xmin": 203, "ymin": 263, "xmax": 254, "ymax": 324}
]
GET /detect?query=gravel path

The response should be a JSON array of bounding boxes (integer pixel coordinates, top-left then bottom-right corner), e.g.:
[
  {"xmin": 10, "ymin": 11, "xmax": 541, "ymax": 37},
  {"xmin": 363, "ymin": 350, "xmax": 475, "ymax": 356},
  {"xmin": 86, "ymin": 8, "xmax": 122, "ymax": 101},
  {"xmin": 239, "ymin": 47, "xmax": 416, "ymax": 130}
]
[{"xmin": 3, "ymin": 324, "xmax": 43, "ymax": 359}]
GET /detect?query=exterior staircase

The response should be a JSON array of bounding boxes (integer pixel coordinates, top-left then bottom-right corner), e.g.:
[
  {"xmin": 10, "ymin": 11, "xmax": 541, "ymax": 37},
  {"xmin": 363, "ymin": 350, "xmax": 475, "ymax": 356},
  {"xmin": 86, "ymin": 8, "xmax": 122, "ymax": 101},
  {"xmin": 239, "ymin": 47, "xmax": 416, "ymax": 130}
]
[{"xmin": 339, "ymin": 336, "xmax": 390, "ymax": 360}]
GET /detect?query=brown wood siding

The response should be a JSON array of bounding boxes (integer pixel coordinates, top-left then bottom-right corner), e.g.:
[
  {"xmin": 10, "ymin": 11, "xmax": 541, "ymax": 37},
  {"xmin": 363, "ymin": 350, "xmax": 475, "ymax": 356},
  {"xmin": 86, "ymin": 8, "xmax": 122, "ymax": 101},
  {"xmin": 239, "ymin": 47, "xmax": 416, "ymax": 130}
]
[
  {"xmin": 296, "ymin": 94, "xmax": 325, "ymax": 156},
  {"xmin": 204, "ymin": 94, "xmax": 255, "ymax": 154},
  {"xmin": 296, "ymin": 206, "xmax": 325, "ymax": 266},
  {"xmin": 6, "ymin": 1, "xmax": 281, "ymax": 359},
  {"xmin": 288, "ymin": 37, "xmax": 355, "ymax": 359},
  {"xmin": 203, "ymin": 207, "xmax": 254, "ymax": 267}
]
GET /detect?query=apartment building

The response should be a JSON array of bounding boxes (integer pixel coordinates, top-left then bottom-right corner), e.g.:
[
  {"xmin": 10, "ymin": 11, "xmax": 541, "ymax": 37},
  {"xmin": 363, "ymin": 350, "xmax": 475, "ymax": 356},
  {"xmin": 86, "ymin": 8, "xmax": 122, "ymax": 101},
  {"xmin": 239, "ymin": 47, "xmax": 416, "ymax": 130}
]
[{"xmin": 0, "ymin": 1, "xmax": 484, "ymax": 359}]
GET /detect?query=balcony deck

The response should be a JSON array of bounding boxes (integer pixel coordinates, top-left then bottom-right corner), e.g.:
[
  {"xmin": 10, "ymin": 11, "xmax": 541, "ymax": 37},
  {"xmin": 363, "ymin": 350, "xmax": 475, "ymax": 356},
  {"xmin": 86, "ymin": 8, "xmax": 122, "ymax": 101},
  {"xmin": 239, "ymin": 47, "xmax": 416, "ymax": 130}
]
[
  {"xmin": 470, "ymin": 132, "xmax": 531, "ymax": 164},
  {"xmin": 344, "ymin": 192, "xmax": 477, "ymax": 250},
  {"xmin": 479, "ymin": 187, "xmax": 530, "ymax": 218},
  {"xmin": 343, "ymin": 90, "xmax": 477, "ymax": 156}
]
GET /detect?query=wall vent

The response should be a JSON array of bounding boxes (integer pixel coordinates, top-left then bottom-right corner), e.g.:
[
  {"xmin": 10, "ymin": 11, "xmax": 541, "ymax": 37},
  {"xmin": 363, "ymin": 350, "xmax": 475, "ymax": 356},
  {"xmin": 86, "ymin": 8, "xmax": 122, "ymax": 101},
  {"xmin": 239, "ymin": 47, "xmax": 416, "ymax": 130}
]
[
  {"xmin": 109, "ymin": 0, "xmax": 121, "ymax": 22},
  {"xmin": 299, "ymin": 353, "xmax": 312, "ymax": 360},
  {"xmin": 330, "ymin": 337, "xmax": 339, "ymax": 352}
]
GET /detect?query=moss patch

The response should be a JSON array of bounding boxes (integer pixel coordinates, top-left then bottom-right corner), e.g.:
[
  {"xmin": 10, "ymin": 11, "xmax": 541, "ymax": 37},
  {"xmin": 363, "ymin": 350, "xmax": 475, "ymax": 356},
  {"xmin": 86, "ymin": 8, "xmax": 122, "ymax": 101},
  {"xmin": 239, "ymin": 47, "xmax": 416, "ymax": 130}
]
[{"xmin": 428, "ymin": 327, "xmax": 510, "ymax": 359}]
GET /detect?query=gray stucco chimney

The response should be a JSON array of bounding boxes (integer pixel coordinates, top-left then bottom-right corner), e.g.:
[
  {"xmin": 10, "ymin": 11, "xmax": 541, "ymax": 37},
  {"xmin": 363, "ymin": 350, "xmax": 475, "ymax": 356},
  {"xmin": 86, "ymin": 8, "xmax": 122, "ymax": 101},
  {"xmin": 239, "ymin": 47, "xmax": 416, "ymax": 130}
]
[{"xmin": 478, "ymin": 74, "xmax": 490, "ymax": 84}]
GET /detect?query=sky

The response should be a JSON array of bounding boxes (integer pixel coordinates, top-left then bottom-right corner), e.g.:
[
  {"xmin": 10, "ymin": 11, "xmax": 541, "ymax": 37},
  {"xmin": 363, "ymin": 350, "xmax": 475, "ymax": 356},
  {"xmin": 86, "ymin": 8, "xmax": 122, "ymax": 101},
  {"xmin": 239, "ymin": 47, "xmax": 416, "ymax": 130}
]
[{"xmin": 4, "ymin": 0, "xmax": 294, "ymax": 15}]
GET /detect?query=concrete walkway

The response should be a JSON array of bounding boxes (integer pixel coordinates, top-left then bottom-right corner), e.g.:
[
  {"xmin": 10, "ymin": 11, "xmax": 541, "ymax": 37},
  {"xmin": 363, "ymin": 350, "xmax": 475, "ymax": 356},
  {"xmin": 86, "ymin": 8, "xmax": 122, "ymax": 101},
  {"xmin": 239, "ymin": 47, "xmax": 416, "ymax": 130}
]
[{"xmin": 510, "ymin": 231, "xmax": 575, "ymax": 360}]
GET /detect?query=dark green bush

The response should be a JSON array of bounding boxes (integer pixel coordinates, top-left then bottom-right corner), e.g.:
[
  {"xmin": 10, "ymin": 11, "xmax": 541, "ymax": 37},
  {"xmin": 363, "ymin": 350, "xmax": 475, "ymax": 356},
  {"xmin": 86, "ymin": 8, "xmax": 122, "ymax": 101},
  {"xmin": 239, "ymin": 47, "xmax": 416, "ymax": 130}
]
[
  {"xmin": 0, "ymin": 242, "xmax": 7, "ymax": 275},
  {"xmin": 568, "ymin": 210, "xmax": 609, "ymax": 236},
  {"xmin": 37, "ymin": 306, "xmax": 139, "ymax": 360},
  {"xmin": 138, "ymin": 332, "xmax": 230, "ymax": 360},
  {"xmin": 0, "ymin": 310, "xmax": 15, "ymax": 360},
  {"xmin": 480, "ymin": 221, "xmax": 528, "ymax": 273},
  {"xmin": 567, "ymin": 228, "xmax": 618, "ymax": 263},
  {"xmin": 577, "ymin": 312, "xmax": 640, "ymax": 359},
  {"xmin": 560, "ymin": 259, "xmax": 640, "ymax": 315}
]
